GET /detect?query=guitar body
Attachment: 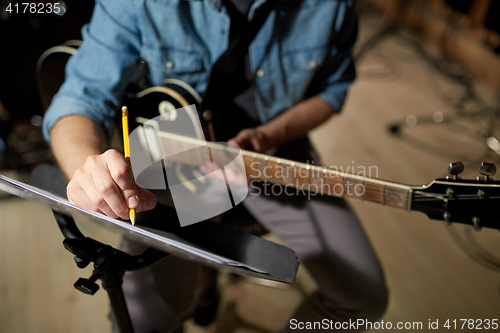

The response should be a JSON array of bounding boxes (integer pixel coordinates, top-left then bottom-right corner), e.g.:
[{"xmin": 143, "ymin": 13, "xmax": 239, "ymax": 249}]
[
  {"xmin": 123, "ymin": 86, "xmax": 203, "ymax": 140},
  {"xmin": 37, "ymin": 42, "xmax": 207, "ymax": 194},
  {"xmin": 123, "ymin": 83, "xmax": 211, "ymax": 195},
  {"xmin": 36, "ymin": 42, "xmax": 204, "ymax": 140}
]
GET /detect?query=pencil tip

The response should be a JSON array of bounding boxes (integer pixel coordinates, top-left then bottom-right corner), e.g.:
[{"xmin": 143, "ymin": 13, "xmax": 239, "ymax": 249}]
[{"xmin": 131, "ymin": 215, "xmax": 136, "ymax": 226}]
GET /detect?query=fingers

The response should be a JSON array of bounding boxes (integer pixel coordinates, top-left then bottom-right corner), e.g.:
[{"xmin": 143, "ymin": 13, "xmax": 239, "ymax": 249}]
[
  {"xmin": 87, "ymin": 154, "xmax": 127, "ymax": 217},
  {"xmin": 227, "ymin": 140, "xmax": 240, "ymax": 149},
  {"xmin": 104, "ymin": 150, "xmax": 139, "ymax": 209},
  {"xmin": 66, "ymin": 149, "xmax": 157, "ymax": 220},
  {"xmin": 79, "ymin": 159, "xmax": 128, "ymax": 219},
  {"xmin": 136, "ymin": 187, "xmax": 157, "ymax": 212},
  {"xmin": 67, "ymin": 185, "xmax": 103, "ymax": 214},
  {"xmin": 229, "ymin": 130, "xmax": 253, "ymax": 151},
  {"xmin": 229, "ymin": 129, "xmax": 266, "ymax": 152},
  {"xmin": 250, "ymin": 136, "xmax": 262, "ymax": 152},
  {"xmin": 68, "ymin": 172, "xmax": 120, "ymax": 218}
]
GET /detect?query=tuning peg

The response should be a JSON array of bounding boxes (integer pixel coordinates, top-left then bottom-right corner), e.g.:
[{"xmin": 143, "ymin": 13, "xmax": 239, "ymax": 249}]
[
  {"xmin": 448, "ymin": 161, "xmax": 464, "ymax": 179},
  {"xmin": 479, "ymin": 162, "xmax": 496, "ymax": 178}
]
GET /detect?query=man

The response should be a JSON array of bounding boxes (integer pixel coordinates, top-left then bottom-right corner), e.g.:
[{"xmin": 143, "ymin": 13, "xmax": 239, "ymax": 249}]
[{"xmin": 43, "ymin": 0, "xmax": 388, "ymax": 332}]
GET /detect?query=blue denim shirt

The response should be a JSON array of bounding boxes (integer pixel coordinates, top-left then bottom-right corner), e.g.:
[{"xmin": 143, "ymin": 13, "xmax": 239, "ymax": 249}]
[{"xmin": 43, "ymin": 0, "xmax": 356, "ymax": 142}]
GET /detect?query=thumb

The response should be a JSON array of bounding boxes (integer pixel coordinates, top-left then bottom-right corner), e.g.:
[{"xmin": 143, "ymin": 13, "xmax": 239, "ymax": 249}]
[{"xmin": 136, "ymin": 187, "xmax": 157, "ymax": 213}]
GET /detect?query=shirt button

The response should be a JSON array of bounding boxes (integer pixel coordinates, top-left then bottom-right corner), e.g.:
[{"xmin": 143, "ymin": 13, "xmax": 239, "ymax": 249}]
[
  {"xmin": 263, "ymin": 107, "xmax": 270, "ymax": 114},
  {"xmin": 309, "ymin": 61, "xmax": 317, "ymax": 68},
  {"xmin": 221, "ymin": 29, "xmax": 226, "ymax": 34},
  {"xmin": 166, "ymin": 61, "xmax": 174, "ymax": 69},
  {"xmin": 256, "ymin": 69, "xmax": 265, "ymax": 77}
]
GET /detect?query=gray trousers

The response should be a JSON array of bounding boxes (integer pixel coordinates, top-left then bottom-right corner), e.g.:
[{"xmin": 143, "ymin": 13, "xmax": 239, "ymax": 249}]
[{"xmin": 112, "ymin": 139, "xmax": 388, "ymax": 333}]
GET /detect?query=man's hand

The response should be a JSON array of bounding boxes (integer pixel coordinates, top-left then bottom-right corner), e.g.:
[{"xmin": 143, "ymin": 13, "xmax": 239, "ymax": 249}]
[
  {"xmin": 228, "ymin": 97, "xmax": 337, "ymax": 153},
  {"xmin": 66, "ymin": 149, "xmax": 157, "ymax": 219},
  {"xmin": 228, "ymin": 127, "xmax": 274, "ymax": 153}
]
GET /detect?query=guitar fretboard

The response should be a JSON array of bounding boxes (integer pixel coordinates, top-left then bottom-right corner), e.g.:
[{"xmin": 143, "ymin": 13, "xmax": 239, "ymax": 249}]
[{"xmin": 154, "ymin": 131, "xmax": 411, "ymax": 210}]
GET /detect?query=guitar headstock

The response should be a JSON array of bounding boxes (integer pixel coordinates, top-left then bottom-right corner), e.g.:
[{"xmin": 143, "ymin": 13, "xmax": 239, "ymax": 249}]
[{"xmin": 411, "ymin": 162, "xmax": 500, "ymax": 231}]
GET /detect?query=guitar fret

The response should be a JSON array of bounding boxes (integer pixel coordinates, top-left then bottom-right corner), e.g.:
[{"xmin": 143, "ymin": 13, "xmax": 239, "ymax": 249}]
[
  {"xmin": 264, "ymin": 156, "xmax": 269, "ymax": 182},
  {"xmin": 254, "ymin": 154, "xmax": 264, "ymax": 181},
  {"xmin": 297, "ymin": 163, "xmax": 309, "ymax": 189},
  {"xmin": 322, "ymin": 168, "xmax": 328, "ymax": 195},
  {"xmin": 266, "ymin": 157, "xmax": 282, "ymax": 184},
  {"xmin": 385, "ymin": 187, "xmax": 407, "ymax": 208},
  {"xmin": 362, "ymin": 180, "xmax": 383, "ymax": 204},
  {"xmin": 343, "ymin": 176, "xmax": 363, "ymax": 200},
  {"xmin": 306, "ymin": 165, "xmax": 311, "ymax": 191},
  {"xmin": 341, "ymin": 174, "xmax": 345, "ymax": 197},
  {"xmin": 243, "ymin": 153, "xmax": 257, "ymax": 179},
  {"xmin": 308, "ymin": 165, "xmax": 324, "ymax": 194},
  {"xmin": 283, "ymin": 161, "xmax": 295, "ymax": 186},
  {"xmin": 361, "ymin": 179, "xmax": 365, "ymax": 201},
  {"xmin": 277, "ymin": 159, "xmax": 283, "ymax": 184},
  {"xmin": 325, "ymin": 170, "xmax": 341, "ymax": 196},
  {"xmin": 383, "ymin": 184, "xmax": 386, "ymax": 205}
]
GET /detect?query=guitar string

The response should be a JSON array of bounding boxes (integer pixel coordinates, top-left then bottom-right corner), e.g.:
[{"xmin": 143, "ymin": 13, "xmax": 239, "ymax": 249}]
[
  {"xmin": 158, "ymin": 137, "xmax": 411, "ymax": 207},
  {"xmin": 160, "ymin": 138, "xmax": 410, "ymax": 197}
]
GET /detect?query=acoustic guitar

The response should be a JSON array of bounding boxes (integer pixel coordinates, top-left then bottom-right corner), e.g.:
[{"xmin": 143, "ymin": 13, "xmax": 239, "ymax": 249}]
[
  {"xmin": 124, "ymin": 84, "xmax": 500, "ymax": 232},
  {"xmin": 37, "ymin": 43, "xmax": 500, "ymax": 231}
]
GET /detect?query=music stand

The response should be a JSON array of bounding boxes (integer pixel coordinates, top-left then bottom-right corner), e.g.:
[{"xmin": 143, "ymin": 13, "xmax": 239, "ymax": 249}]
[{"xmin": 0, "ymin": 174, "xmax": 299, "ymax": 333}]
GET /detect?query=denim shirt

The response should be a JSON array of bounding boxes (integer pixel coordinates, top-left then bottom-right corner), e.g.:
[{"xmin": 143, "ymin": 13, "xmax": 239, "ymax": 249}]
[{"xmin": 43, "ymin": 0, "xmax": 357, "ymax": 142}]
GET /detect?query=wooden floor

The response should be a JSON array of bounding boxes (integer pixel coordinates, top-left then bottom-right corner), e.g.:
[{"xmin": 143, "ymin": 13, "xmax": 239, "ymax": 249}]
[{"xmin": 1, "ymin": 13, "xmax": 499, "ymax": 333}]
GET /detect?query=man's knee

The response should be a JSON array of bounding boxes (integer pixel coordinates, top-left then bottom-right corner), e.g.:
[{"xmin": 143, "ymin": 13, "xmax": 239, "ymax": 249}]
[
  {"xmin": 326, "ymin": 283, "xmax": 388, "ymax": 325},
  {"xmin": 318, "ymin": 268, "xmax": 389, "ymax": 323},
  {"xmin": 310, "ymin": 252, "xmax": 389, "ymax": 320},
  {"xmin": 358, "ymin": 284, "xmax": 389, "ymax": 322}
]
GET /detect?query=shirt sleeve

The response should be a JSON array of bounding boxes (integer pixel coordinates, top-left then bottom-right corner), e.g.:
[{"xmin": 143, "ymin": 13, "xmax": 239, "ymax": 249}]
[
  {"xmin": 42, "ymin": 0, "xmax": 142, "ymax": 143},
  {"xmin": 309, "ymin": 1, "xmax": 358, "ymax": 112}
]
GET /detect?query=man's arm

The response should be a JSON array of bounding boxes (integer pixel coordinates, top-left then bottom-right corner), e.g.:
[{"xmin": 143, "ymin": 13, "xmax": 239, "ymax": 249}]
[
  {"xmin": 44, "ymin": 0, "xmax": 156, "ymax": 219},
  {"xmin": 51, "ymin": 115, "xmax": 156, "ymax": 219},
  {"xmin": 51, "ymin": 115, "xmax": 107, "ymax": 179},
  {"xmin": 231, "ymin": 1, "xmax": 357, "ymax": 153},
  {"xmin": 229, "ymin": 96, "xmax": 335, "ymax": 152}
]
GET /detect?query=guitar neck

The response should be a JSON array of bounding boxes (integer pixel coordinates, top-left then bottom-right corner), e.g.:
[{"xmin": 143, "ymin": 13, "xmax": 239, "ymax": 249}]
[
  {"xmin": 155, "ymin": 131, "xmax": 412, "ymax": 211},
  {"xmin": 242, "ymin": 151, "xmax": 411, "ymax": 210}
]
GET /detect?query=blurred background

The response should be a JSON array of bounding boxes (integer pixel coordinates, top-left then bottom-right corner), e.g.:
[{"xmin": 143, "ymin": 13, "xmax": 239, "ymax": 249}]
[{"xmin": 0, "ymin": 0, "xmax": 499, "ymax": 332}]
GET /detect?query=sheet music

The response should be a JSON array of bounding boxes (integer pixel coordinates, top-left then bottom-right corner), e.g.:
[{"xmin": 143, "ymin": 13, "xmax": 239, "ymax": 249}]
[{"xmin": 0, "ymin": 174, "xmax": 285, "ymax": 280}]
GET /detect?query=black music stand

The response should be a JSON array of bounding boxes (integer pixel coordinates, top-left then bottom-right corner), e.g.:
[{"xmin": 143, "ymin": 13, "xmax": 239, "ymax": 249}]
[
  {"xmin": 54, "ymin": 211, "xmax": 172, "ymax": 333},
  {"xmin": 0, "ymin": 173, "xmax": 300, "ymax": 333}
]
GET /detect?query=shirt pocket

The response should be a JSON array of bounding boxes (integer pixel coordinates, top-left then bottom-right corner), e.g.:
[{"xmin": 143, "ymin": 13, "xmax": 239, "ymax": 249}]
[
  {"xmin": 283, "ymin": 44, "xmax": 334, "ymax": 71},
  {"xmin": 141, "ymin": 41, "xmax": 205, "ymax": 75},
  {"xmin": 281, "ymin": 44, "xmax": 336, "ymax": 101}
]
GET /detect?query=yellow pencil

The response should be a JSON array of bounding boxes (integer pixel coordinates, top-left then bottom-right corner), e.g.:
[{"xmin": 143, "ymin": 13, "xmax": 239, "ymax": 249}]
[{"xmin": 121, "ymin": 106, "xmax": 136, "ymax": 226}]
